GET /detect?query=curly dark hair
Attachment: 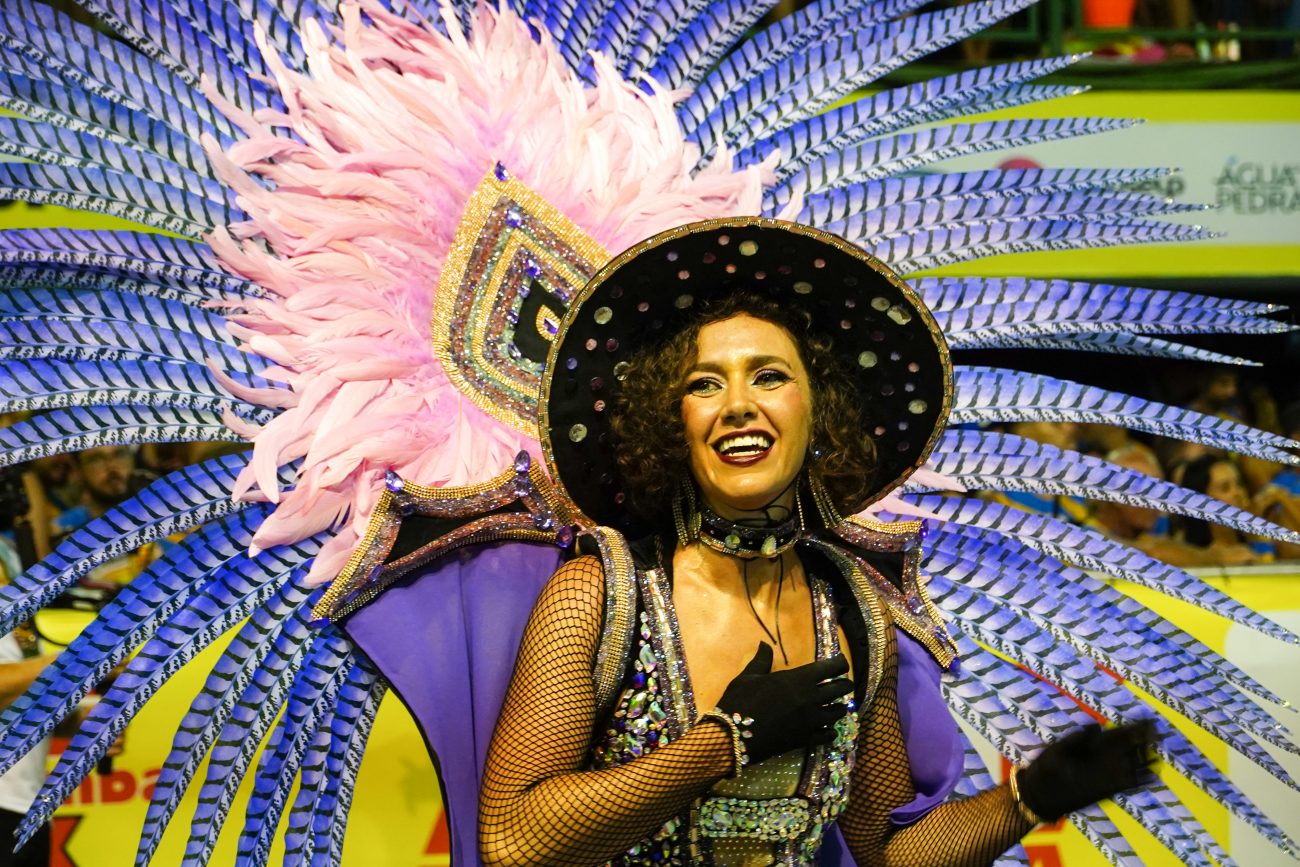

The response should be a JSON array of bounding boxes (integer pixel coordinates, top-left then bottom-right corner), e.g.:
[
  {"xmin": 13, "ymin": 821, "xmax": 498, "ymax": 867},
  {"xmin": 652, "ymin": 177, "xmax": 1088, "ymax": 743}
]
[{"xmin": 608, "ymin": 292, "xmax": 877, "ymax": 524}]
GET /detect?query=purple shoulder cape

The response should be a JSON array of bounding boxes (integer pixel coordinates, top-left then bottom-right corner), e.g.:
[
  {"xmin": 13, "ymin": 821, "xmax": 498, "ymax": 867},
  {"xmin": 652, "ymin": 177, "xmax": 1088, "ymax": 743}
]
[{"xmin": 344, "ymin": 542, "xmax": 961, "ymax": 867}]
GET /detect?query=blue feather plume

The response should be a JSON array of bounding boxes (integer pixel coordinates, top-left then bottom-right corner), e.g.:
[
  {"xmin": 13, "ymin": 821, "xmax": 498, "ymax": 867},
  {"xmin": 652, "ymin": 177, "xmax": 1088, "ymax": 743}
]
[{"xmin": 135, "ymin": 576, "xmax": 317, "ymax": 865}]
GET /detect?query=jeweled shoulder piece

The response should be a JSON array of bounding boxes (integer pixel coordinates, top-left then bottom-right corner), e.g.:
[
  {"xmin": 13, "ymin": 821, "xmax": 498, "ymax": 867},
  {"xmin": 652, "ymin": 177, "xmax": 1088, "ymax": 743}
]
[
  {"xmin": 433, "ymin": 166, "xmax": 610, "ymax": 436},
  {"xmin": 312, "ymin": 451, "xmax": 585, "ymax": 621},
  {"xmin": 827, "ymin": 518, "xmax": 958, "ymax": 670}
]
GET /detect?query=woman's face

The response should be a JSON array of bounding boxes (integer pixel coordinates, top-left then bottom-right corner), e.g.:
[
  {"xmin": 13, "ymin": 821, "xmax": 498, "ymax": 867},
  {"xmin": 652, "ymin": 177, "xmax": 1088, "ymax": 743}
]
[
  {"xmin": 1206, "ymin": 460, "xmax": 1247, "ymax": 508},
  {"xmin": 681, "ymin": 314, "xmax": 813, "ymax": 517}
]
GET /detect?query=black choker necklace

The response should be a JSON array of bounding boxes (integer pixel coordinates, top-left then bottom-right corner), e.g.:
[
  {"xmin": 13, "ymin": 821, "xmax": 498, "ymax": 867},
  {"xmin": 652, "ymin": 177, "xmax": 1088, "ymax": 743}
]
[{"xmin": 696, "ymin": 506, "xmax": 803, "ymax": 560}]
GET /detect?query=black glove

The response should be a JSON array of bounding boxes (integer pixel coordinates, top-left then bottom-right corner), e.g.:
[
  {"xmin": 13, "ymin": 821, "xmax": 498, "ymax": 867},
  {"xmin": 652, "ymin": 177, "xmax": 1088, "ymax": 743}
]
[
  {"xmin": 712, "ymin": 643, "xmax": 854, "ymax": 766},
  {"xmin": 1017, "ymin": 720, "xmax": 1158, "ymax": 822}
]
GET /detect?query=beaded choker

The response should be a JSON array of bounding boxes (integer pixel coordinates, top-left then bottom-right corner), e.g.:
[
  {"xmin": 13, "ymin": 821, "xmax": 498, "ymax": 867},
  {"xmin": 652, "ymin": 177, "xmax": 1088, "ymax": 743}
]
[{"xmin": 696, "ymin": 506, "xmax": 803, "ymax": 560}]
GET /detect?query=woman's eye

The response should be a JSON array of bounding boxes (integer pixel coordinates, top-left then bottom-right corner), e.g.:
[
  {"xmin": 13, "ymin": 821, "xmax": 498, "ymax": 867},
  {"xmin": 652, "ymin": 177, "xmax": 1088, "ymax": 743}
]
[
  {"xmin": 754, "ymin": 369, "xmax": 789, "ymax": 387},
  {"xmin": 685, "ymin": 378, "xmax": 721, "ymax": 395}
]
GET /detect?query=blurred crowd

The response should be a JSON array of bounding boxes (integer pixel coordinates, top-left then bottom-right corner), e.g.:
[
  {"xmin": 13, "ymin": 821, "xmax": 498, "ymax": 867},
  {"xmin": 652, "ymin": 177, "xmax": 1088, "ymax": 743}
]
[
  {"xmin": 990, "ymin": 367, "xmax": 1300, "ymax": 567},
  {"xmin": 1077, "ymin": 0, "xmax": 1300, "ymax": 62}
]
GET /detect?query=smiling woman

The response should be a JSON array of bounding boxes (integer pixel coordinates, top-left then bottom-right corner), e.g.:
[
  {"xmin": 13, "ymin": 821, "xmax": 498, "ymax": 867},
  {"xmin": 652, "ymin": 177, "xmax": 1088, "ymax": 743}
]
[
  {"xmin": 611, "ymin": 292, "xmax": 877, "ymax": 527},
  {"xmin": 477, "ymin": 219, "xmax": 1159, "ymax": 867}
]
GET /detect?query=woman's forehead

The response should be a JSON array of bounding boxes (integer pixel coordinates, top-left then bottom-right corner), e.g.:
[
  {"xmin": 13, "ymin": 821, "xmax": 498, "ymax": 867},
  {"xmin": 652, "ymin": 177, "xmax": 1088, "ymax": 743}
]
[{"xmin": 692, "ymin": 314, "xmax": 801, "ymax": 363}]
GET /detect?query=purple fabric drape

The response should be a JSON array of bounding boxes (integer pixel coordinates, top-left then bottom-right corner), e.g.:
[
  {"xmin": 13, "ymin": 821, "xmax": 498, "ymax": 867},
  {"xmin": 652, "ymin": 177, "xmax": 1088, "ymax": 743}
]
[
  {"xmin": 345, "ymin": 543, "xmax": 961, "ymax": 867},
  {"xmin": 343, "ymin": 542, "xmax": 563, "ymax": 867}
]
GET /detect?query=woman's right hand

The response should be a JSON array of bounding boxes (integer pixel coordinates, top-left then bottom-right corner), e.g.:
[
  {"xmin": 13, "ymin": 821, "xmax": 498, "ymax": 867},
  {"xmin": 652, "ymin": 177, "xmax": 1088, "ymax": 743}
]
[{"xmin": 711, "ymin": 642, "xmax": 853, "ymax": 766}]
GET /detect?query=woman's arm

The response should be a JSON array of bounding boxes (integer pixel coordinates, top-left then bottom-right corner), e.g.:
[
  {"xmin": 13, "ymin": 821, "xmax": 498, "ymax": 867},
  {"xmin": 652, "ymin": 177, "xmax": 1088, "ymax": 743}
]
[
  {"xmin": 837, "ymin": 622, "xmax": 1033, "ymax": 867},
  {"xmin": 478, "ymin": 555, "xmax": 734, "ymax": 867}
]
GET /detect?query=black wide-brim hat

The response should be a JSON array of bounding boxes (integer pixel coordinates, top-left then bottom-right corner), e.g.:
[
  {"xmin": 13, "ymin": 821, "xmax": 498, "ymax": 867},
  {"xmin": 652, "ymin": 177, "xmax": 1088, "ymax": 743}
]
[{"xmin": 540, "ymin": 218, "xmax": 952, "ymax": 537}]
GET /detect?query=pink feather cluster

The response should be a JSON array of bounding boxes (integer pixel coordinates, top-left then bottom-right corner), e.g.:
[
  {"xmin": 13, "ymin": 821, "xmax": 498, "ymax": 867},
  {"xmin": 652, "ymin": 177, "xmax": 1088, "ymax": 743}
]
[{"xmin": 201, "ymin": 1, "xmax": 772, "ymax": 583}]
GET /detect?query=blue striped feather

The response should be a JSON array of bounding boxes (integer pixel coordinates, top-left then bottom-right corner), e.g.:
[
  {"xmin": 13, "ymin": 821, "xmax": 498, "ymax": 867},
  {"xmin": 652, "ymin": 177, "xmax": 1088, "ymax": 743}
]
[
  {"xmin": 929, "ymin": 564, "xmax": 1298, "ymax": 788},
  {"xmin": 282, "ymin": 716, "xmax": 333, "ymax": 865},
  {"xmin": 921, "ymin": 431, "xmax": 1300, "ymax": 543},
  {"xmin": 590, "ymin": 0, "xmax": 648, "ymax": 73},
  {"xmin": 941, "ymin": 640, "xmax": 1144, "ymax": 866},
  {"xmin": 0, "ymin": 71, "xmax": 215, "ymax": 178},
  {"xmin": 874, "ymin": 216, "xmax": 1213, "ymax": 274},
  {"xmin": 0, "ymin": 405, "xmax": 242, "ymax": 467},
  {"xmin": 0, "ymin": 358, "xmax": 274, "ymax": 421},
  {"xmin": 265, "ymin": 0, "xmax": 341, "ymax": 37},
  {"xmin": 905, "ymin": 494, "xmax": 1299, "ymax": 656},
  {"xmin": 0, "ymin": 229, "xmax": 251, "ymax": 296},
  {"xmin": 948, "ymin": 734, "xmax": 998, "ymax": 799},
  {"xmin": 1112, "ymin": 786, "xmax": 1229, "ymax": 867},
  {"xmin": 0, "ymin": 1, "xmax": 236, "ymax": 144},
  {"xmin": 13, "ymin": 527, "xmax": 321, "ymax": 842},
  {"xmin": 796, "ymin": 166, "xmax": 1173, "ymax": 227},
  {"xmin": 735, "ymin": 55, "xmax": 1084, "ymax": 174},
  {"xmin": 934, "ymin": 576, "xmax": 1176, "ymax": 730},
  {"xmin": 826, "ymin": 189, "xmax": 1201, "ymax": 250},
  {"xmin": 0, "ymin": 266, "xmax": 256, "ymax": 304},
  {"xmin": 0, "ymin": 507, "xmax": 263, "ymax": 782},
  {"xmin": 1004, "ymin": 333, "xmax": 1269, "ymax": 365},
  {"xmin": 1153, "ymin": 719, "xmax": 1300, "ymax": 856},
  {"xmin": 196, "ymin": 631, "xmax": 353, "ymax": 865},
  {"xmin": 163, "ymin": 0, "xmax": 306, "ymax": 76},
  {"xmin": 684, "ymin": 0, "xmax": 1035, "ymax": 159},
  {"xmin": 678, "ymin": 0, "xmax": 928, "ymax": 124},
  {"xmin": 933, "ymin": 292, "xmax": 1289, "ymax": 338},
  {"xmin": 0, "ymin": 164, "xmax": 222, "ymax": 236},
  {"xmin": 0, "ymin": 286, "xmax": 241, "ymax": 346},
  {"xmin": 950, "ymin": 367, "xmax": 1300, "ymax": 464},
  {"xmin": 0, "ymin": 314, "xmax": 255, "ymax": 374},
  {"xmin": 0, "ymin": 454, "xmax": 250, "ymax": 626},
  {"xmin": 135, "ymin": 576, "xmax": 317, "ymax": 865},
  {"xmin": 647, "ymin": 0, "xmax": 775, "ymax": 92},
  {"xmin": 765, "ymin": 81, "xmax": 1089, "ymax": 177},
  {"xmin": 620, "ymin": 0, "xmax": 715, "ymax": 79},
  {"xmin": 559, "ymin": 0, "xmax": 614, "ymax": 73},
  {"xmin": 0, "ymin": 119, "xmax": 240, "ymax": 216},
  {"xmin": 767, "ymin": 117, "xmax": 1138, "ymax": 211},
  {"xmin": 80, "ymin": 0, "xmax": 278, "ymax": 112},
  {"xmin": 307, "ymin": 671, "xmax": 385, "ymax": 865},
  {"xmin": 283, "ymin": 660, "xmax": 382, "ymax": 866},
  {"xmin": 534, "ymin": 0, "xmax": 581, "ymax": 58},
  {"xmin": 913, "ymin": 276, "xmax": 1282, "ymax": 317},
  {"xmin": 928, "ymin": 525, "xmax": 1296, "ymax": 761}
]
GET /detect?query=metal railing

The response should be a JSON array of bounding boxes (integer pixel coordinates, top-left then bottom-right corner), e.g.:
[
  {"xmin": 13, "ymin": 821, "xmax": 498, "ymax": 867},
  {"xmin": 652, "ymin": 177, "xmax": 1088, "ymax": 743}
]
[{"xmin": 951, "ymin": 0, "xmax": 1300, "ymax": 58}]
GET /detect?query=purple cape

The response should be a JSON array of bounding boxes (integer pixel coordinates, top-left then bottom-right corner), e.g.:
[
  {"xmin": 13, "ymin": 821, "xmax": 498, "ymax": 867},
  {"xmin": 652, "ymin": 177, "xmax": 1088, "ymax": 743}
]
[{"xmin": 344, "ymin": 541, "xmax": 962, "ymax": 866}]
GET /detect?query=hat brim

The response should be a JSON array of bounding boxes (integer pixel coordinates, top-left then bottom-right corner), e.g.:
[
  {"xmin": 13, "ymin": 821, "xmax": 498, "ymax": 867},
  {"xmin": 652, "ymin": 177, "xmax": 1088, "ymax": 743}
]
[{"xmin": 540, "ymin": 217, "xmax": 952, "ymax": 536}]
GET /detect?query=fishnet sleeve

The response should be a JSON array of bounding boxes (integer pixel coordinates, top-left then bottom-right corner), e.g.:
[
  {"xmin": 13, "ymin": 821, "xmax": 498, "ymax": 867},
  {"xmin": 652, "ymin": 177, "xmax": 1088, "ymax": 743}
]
[
  {"xmin": 478, "ymin": 555, "xmax": 734, "ymax": 867},
  {"xmin": 838, "ymin": 619, "xmax": 1035, "ymax": 867}
]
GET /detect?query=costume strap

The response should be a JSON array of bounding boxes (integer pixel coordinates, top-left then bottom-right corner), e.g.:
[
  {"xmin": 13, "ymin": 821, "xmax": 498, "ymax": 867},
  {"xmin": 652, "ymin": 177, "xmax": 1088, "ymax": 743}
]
[
  {"xmin": 828, "ymin": 517, "xmax": 958, "ymax": 670},
  {"xmin": 578, "ymin": 526, "xmax": 639, "ymax": 718}
]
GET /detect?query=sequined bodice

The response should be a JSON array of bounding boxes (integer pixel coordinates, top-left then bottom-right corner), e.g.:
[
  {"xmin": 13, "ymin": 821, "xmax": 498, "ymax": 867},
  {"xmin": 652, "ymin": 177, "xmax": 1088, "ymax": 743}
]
[{"xmin": 590, "ymin": 561, "xmax": 860, "ymax": 866}]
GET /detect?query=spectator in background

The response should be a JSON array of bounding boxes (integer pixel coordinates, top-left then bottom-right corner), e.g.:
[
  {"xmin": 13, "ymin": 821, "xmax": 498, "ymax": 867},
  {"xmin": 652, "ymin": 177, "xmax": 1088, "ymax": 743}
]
[
  {"xmin": 1254, "ymin": 401, "xmax": 1300, "ymax": 560},
  {"xmin": 0, "ymin": 483, "xmax": 59, "ymax": 867},
  {"xmin": 1173, "ymin": 454, "xmax": 1274, "ymax": 566},
  {"xmin": 1089, "ymin": 443, "xmax": 1231, "ymax": 566},
  {"xmin": 65, "ymin": 446, "xmax": 162, "ymax": 606}
]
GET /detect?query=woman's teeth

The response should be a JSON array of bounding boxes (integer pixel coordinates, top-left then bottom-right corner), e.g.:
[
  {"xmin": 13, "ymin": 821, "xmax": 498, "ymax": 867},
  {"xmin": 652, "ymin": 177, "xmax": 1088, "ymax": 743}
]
[{"xmin": 717, "ymin": 434, "xmax": 773, "ymax": 456}]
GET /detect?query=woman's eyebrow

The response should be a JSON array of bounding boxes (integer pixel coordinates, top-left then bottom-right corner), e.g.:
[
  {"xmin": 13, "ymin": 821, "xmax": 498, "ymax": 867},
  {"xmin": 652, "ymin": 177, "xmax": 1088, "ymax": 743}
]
[{"xmin": 686, "ymin": 354, "xmax": 792, "ymax": 375}]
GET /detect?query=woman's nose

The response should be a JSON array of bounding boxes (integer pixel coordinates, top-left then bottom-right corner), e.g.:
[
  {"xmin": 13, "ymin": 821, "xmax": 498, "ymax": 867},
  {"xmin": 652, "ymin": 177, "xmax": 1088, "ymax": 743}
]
[{"xmin": 721, "ymin": 383, "xmax": 758, "ymax": 423}]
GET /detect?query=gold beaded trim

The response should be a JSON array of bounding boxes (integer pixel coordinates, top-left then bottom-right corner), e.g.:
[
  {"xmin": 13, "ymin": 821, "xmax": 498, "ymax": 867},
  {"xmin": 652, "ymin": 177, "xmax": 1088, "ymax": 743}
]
[
  {"xmin": 432, "ymin": 167, "xmax": 609, "ymax": 434},
  {"xmin": 583, "ymin": 526, "xmax": 638, "ymax": 717},
  {"xmin": 312, "ymin": 457, "xmax": 585, "ymax": 621},
  {"xmin": 803, "ymin": 540, "xmax": 889, "ymax": 708}
]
